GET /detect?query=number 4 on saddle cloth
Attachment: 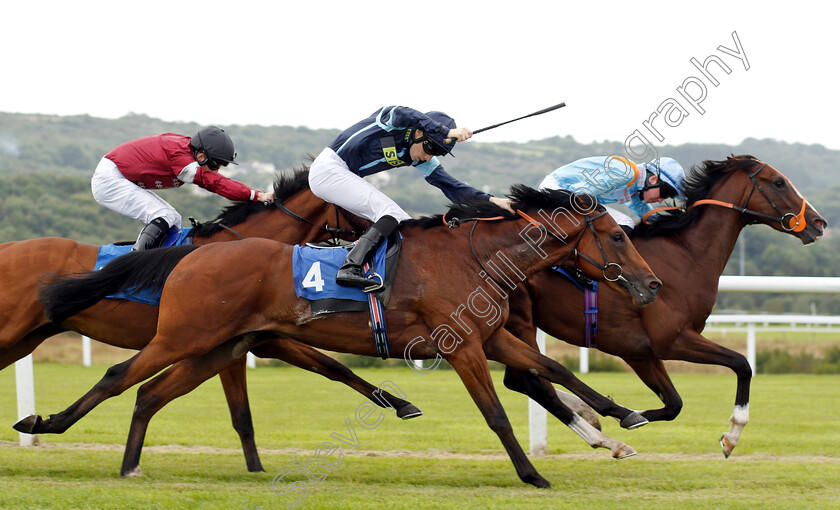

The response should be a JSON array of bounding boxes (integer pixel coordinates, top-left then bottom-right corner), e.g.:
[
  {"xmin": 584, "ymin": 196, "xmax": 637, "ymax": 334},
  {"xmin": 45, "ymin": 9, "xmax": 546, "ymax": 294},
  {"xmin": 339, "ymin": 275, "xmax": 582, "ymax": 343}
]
[
  {"xmin": 95, "ymin": 227, "xmax": 194, "ymax": 305},
  {"xmin": 292, "ymin": 233, "xmax": 402, "ymax": 359}
]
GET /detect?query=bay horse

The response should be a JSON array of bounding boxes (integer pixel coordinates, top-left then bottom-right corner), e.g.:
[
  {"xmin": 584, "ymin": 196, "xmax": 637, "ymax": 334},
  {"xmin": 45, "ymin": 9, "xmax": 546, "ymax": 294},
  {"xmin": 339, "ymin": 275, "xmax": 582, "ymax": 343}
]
[
  {"xmin": 0, "ymin": 169, "xmax": 423, "ymax": 472},
  {"xmin": 503, "ymin": 155, "xmax": 827, "ymax": 458},
  {"xmin": 32, "ymin": 187, "xmax": 661, "ymax": 486}
]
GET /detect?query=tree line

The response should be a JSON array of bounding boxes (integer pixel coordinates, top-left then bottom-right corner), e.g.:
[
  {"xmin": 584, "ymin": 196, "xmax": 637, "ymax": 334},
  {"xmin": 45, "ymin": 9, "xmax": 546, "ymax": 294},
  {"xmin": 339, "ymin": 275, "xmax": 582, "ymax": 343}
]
[{"xmin": 2, "ymin": 111, "xmax": 839, "ymax": 314}]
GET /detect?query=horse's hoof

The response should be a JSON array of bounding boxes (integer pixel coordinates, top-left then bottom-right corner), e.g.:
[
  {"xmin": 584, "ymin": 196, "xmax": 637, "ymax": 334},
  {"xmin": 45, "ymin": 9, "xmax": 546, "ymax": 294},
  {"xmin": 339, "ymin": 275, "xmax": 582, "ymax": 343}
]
[
  {"xmin": 613, "ymin": 444, "xmax": 637, "ymax": 459},
  {"xmin": 619, "ymin": 411, "xmax": 648, "ymax": 430},
  {"xmin": 720, "ymin": 434, "xmax": 735, "ymax": 458},
  {"xmin": 122, "ymin": 466, "xmax": 143, "ymax": 478},
  {"xmin": 525, "ymin": 473, "xmax": 551, "ymax": 489},
  {"xmin": 397, "ymin": 404, "xmax": 423, "ymax": 420},
  {"xmin": 13, "ymin": 414, "xmax": 42, "ymax": 434}
]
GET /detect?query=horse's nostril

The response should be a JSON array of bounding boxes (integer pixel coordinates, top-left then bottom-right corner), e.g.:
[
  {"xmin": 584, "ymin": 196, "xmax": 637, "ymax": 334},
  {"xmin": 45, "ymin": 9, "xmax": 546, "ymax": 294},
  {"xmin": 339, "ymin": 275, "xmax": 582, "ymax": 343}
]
[{"xmin": 649, "ymin": 280, "xmax": 662, "ymax": 292}]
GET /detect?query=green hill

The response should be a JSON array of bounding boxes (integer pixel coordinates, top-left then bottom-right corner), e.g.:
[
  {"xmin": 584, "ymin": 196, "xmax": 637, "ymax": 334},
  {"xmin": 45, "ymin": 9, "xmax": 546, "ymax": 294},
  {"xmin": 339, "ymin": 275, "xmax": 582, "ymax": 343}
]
[{"xmin": 2, "ymin": 111, "xmax": 839, "ymax": 314}]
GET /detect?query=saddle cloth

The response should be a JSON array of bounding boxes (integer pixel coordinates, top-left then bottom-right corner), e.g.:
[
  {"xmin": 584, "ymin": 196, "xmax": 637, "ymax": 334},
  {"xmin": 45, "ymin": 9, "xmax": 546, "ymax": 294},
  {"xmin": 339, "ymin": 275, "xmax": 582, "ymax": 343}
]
[
  {"xmin": 95, "ymin": 227, "xmax": 194, "ymax": 305},
  {"xmin": 293, "ymin": 233, "xmax": 402, "ymax": 316},
  {"xmin": 292, "ymin": 239, "xmax": 389, "ymax": 302}
]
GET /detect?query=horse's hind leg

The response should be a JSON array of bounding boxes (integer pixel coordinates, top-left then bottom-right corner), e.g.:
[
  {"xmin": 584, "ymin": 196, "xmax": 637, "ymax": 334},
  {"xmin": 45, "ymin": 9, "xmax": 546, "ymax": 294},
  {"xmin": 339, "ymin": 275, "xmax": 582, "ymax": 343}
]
[
  {"xmin": 122, "ymin": 335, "xmax": 269, "ymax": 476},
  {"xmin": 251, "ymin": 339, "xmax": 422, "ymax": 419},
  {"xmin": 218, "ymin": 358, "xmax": 264, "ymax": 473},
  {"xmin": 446, "ymin": 340, "xmax": 550, "ymax": 488},
  {"xmin": 15, "ymin": 329, "xmax": 225, "ymax": 435}
]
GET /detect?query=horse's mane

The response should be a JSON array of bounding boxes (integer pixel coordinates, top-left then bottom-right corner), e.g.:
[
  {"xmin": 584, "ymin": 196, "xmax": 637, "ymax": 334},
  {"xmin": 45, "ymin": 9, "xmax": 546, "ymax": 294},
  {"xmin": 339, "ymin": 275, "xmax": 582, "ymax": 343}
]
[
  {"xmin": 633, "ymin": 155, "xmax": 758, "ymax": 239},
  {"xmin": 408, "ymin": 185, "xmax": 604, "ymax": 230},
  {"xmin": 192, "ymin": 166, "xmax": 311, "ymax": 237}
]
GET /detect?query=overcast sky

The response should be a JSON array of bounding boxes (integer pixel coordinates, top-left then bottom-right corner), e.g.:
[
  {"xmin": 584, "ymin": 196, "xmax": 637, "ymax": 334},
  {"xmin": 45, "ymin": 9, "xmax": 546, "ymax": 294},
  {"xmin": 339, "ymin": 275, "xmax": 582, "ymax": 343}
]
[{"xmin": 3, "ymin": 1, "xmax": 837, "ymax": 152}]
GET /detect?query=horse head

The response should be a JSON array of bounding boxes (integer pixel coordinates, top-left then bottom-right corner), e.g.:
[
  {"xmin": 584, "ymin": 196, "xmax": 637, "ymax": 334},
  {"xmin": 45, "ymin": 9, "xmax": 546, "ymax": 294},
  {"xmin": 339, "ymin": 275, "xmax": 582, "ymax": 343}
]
[
  {"xmin": 690, "ymin": 155, "xmax": 827, "ymax": 244},
  {"xmin": 509, "ymin": 186, "xmax": 661, "ymax": 307}
]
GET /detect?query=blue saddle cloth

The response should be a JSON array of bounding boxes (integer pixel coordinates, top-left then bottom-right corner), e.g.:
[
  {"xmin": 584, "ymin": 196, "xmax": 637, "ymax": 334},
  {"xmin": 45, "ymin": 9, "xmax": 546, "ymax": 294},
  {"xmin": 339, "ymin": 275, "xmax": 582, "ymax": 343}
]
[
  {"xmin": 94, "ymin": 228, "xmax": 194, "ymax": 305},
  {"xmin": 292, "ymin": 239, "xmax": 388, "ymax": 302}
]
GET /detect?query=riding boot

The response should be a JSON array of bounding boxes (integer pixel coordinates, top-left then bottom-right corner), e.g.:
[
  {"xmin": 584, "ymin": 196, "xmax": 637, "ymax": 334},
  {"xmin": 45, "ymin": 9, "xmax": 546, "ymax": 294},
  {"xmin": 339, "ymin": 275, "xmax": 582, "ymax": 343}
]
[
  {"xmin": 336, "ymin": 215, "xmax": 398, "ymax": 289},
  {"xmin": 132, "ymin": 217, "xmax": 169, "ymax": 251},
  {"xmin": 620, "ymin": 224, "xmax": 634, "ymax": 236}
]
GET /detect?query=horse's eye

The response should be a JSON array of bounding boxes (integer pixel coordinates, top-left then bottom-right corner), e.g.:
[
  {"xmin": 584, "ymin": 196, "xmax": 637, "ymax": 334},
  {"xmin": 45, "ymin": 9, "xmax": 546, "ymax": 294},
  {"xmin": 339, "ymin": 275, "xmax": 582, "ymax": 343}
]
[
  {"xmin": 774, "ymin": 179, "xmax": 786, "ymax": 189},
  {"xmin": 612, "ymin": 233, "xmax": 625, "ymax": 243}
]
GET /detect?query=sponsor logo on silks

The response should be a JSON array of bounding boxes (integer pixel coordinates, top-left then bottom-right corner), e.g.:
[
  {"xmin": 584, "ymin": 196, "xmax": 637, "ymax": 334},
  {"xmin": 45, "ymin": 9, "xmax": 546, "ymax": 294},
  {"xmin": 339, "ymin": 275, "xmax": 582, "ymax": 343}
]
[{"xmin": 380, "ymin": 136, "xmax": 403, "ymax": 167}]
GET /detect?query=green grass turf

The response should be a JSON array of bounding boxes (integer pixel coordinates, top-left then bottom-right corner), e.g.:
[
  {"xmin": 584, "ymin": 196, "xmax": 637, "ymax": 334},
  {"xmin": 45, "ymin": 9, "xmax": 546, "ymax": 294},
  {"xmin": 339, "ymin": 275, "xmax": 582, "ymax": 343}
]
[{"xmin": 1, "ymin": 364, "xmax": 839, "ymax": 508}]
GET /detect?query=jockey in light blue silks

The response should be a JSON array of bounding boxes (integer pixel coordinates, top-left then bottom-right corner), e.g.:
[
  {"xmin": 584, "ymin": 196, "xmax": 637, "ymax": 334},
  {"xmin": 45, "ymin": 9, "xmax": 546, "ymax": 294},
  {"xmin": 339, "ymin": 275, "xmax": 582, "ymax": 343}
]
[{"xmin": 539, "ymin": 156, "xmax": 686, "ymax": 233}]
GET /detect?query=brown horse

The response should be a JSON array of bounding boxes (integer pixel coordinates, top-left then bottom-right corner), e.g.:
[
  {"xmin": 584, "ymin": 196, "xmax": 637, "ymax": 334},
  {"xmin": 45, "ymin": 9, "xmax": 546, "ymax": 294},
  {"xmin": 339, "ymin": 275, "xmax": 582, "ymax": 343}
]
[
  {"xmin": 503, "ymin": 155, "xmax": 827, "ymax": 458},
  {"xmin": 0, "ymin": 170, "xmax": 423, "ymax": 472},
  {"xmin": 31, "ymin": 187, "xmax": 661, "ymax": 486}
]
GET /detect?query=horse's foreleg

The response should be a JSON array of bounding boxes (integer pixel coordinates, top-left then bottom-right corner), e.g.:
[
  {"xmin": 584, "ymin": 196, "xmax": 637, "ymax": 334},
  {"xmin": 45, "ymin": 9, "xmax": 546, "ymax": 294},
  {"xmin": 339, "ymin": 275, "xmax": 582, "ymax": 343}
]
[
  {"xmin": 503, "ymin": 367, "xmax": 602, "ymax": 431},
  {"xmin": 485, "ymin": 329, "xmax": 647, "ymax": 429},
  {"xmin": 502, "ymin": 308, "xmax": 601, "ymax": 429},
  {"xmin": 665, "ymin": 329, "xmax": 752, "ymax": 458},
  {"xmin": 502, "ymin": 366, "xmax": 632, "ymax": 458},
  {"xmin": 251, "ymin": 339, "xmax": 422, "ymax": 419},
  {"xmin": 446, "ymin": 341, "xmax": 550, "ymax": 488}
]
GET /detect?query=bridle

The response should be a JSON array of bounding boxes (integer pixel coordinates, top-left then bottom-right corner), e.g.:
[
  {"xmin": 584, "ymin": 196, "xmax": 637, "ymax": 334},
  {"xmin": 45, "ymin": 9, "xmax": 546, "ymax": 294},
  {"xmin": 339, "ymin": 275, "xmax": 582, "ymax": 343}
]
[
  {"xmin": 642, "ymin": 159, "xmax": 808, "ymax": 233},
  {"xmin": 443, "ymin": 207, "xmax": 628, "ymax": 288},
  {"xmin": 274, "ymin": 200, "xmax": 360, "ymax": 240}
]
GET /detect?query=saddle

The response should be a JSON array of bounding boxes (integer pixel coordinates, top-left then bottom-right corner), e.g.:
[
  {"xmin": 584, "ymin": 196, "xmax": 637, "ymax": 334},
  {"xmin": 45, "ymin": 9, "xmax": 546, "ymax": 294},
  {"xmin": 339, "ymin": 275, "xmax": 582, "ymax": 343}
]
[{"xmin": 293, "ymin": 232, "xmax": 402, "ymax": 317}]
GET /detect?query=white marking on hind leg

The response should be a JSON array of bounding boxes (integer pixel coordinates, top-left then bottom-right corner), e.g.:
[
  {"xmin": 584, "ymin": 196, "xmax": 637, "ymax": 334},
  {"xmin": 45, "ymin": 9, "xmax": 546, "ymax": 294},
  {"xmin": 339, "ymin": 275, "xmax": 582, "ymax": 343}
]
[
  {"xmin": 555, "ymin": 388, "xmax": 601, "ymax": 429},
  {"xmin": 567, "ymin": 415, "xmax": 636, "ymax": 459}
]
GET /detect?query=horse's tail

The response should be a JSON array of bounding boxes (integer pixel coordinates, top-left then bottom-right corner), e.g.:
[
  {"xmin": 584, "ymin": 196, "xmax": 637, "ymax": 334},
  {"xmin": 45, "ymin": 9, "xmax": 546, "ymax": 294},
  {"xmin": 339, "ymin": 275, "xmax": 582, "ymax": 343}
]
[{"xmin": 40, "ymin": 245, "xmax": 201, "ymax": 324}]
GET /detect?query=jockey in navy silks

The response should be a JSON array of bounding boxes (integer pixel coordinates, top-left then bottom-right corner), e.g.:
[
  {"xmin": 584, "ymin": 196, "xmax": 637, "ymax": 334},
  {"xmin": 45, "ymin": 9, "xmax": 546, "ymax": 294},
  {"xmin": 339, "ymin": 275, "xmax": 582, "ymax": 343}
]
[{"xmin": 309, "ymin": 105, "xmax": 513, "ymax": 290}]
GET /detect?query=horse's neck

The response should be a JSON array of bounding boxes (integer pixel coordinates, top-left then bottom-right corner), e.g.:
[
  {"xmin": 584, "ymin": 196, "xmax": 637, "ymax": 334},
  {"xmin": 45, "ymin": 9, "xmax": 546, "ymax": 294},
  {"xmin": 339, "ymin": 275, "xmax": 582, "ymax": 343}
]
[
  {"xmin": 472, "ymin": 220, "xmax": 574, "ymax": 283},
  {"xmin": 652, "ymin": 194, "xmax": 746, "ymax": 281},
  {"xmin": 193, "ymin": 192, "xmax": 333, "ymax": 245}
]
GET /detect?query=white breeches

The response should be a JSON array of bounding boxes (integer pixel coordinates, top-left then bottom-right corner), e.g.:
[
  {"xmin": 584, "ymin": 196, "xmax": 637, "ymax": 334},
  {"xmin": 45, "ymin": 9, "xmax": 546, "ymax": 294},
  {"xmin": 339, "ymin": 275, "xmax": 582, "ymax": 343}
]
[
  {"xmin": 91, "ymin": 157, "xmax": 182, "ymax": 228},
  {"xmin": 308, "ymin": 148, "xmax": 412, "ymax": 223}
]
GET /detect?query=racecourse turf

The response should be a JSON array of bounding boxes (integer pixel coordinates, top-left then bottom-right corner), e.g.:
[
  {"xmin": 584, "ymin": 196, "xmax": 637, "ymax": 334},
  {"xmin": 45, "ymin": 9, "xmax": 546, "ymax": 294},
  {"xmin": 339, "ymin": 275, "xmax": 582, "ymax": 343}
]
[{"xmin": 1, "ymin": 364, "xmax": 839, "ymax": 509}]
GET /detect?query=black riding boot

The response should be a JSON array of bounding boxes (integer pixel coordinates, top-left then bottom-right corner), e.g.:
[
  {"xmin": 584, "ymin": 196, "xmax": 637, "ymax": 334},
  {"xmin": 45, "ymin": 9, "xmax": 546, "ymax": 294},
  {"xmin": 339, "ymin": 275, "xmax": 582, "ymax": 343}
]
[
  {"xmin": 336, "ymin": 216, "xmax": 398, "ymax": 289},
  {"xmin": 132, "ymin": 217, "xmax": 169, "ymax": 251}
]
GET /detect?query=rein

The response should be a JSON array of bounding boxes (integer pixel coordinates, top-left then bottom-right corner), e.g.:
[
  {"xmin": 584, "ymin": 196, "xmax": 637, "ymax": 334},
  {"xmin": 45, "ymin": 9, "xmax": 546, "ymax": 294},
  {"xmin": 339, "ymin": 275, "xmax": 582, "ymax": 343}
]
[
  {"xmin": 274, "ymin": 201, "xmax": 359, "ymax": 239},
  {"xmin": 642, "ymin": 161, "xmax": 808, "ymax": 232},
  {"xmin": 442, "ymin": 208, "xmax": 626, "ymax": 285}
]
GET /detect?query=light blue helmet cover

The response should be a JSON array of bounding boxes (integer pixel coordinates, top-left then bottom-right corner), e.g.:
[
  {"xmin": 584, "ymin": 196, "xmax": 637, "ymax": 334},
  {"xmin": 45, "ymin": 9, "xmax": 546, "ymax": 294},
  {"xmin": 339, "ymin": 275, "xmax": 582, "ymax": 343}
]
[{"xmin": 644, "ymin": 157, "xmax": 686, "ymax": 200}]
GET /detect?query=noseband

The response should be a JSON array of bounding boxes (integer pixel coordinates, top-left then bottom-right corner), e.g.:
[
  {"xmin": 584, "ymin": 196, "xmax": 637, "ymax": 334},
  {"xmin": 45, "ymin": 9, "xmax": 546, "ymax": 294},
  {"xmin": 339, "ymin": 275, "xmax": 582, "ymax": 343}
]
[{"xmin": 642, "ymin": 160, "xmax": 808, "ymax": 232}]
